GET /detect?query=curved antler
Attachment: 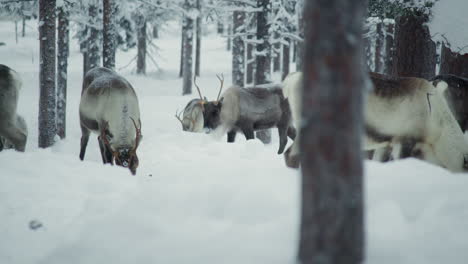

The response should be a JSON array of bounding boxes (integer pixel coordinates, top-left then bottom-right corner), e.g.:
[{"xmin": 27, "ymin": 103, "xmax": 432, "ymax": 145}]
[
  {"xmin": 194, "ymin": 76, "xmax": 204, "ymax": 101},
  {"xmin": 216, "ymin": 73, "xmax": 224, "ymax": 101},
  {"xmin": 175, "ymin": 109, "xmax": 184, "ymax": 126},
  {"xmin": 130, "ymin": 117, "xmax": 142, "ymax": 152}
]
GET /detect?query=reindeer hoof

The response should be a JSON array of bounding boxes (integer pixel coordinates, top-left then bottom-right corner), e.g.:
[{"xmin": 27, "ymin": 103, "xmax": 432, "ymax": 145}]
[{"xmin": 284, "ymin": 147, "xmax": 300, "ymax": 168}]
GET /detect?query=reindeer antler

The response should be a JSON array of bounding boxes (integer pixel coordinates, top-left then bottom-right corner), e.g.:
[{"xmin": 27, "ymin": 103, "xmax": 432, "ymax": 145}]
[
  {"xmin": 130, "ymin": 117, "xmax": 142, "ymax": 152},
  {"xmin": 216, "ymin": 73, "xmax": 224, "ymax": 101},
  {"xmin": 175, "ymin": 109, "xmax": 184, "ymax": 126},
  {"xmin": 194, "ymin": 76, "xmax": 204, "ymax": 101}
]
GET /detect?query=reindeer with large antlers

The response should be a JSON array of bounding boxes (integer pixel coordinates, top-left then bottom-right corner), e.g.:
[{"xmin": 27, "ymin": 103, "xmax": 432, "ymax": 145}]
[
  {"xmin": 202, "ymin": 74, "xmax": 296, "ymax": 154},
  {"xmin": 175, "ymin": 76, "xmax": 208, "ymax": 132},
  {"xmin": 79, "ymin": 67, "xmax": 142, "ymax": 175}
]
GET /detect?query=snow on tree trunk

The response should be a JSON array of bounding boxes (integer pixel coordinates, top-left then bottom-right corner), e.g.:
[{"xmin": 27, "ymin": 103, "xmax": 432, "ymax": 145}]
[
  {"xmin": 57, "ymin": 5, "xmax": 69, "ymax": 139},
  {"xmin": 393, "ymin": 13, "xmax": 436, "ymax": 79},
  {"xmin": 182, "ymin": 0, "xmax": 195, "ymax": 95},
  {"xmin": 38, "ymin": 0, "xmax": 56, "ymax": 148},
  {"xmin": 439, "ymin": 44, "xmax": 468, "ymax": 78},
  {"xmin": 136, "ymin": 15, "xmax": 146, "ymax": 75},
  {"xmin": 103, "ymin": 0, "xmax": 116, "ymax": 69},
  {"xmin": 281, "ymin": 38, "xmax": 290, "ymax": 80},
  {"xmin": 298, "ymin": 0, "xmax": 365, "ymax": 263},
  {"xmin": 195, "ymin": 0, "xmax": 201, "ymax": 77},
  {"xmin": 84, "ymin": 0, "xmax": 101, "ymax": 76},
  {"xmin": 232, "ymin": 10, "xmax": 245, "ymax": 87},
  {"xmin": 255, "ymin": 0, "xmax": 271, "ymax": 85}
]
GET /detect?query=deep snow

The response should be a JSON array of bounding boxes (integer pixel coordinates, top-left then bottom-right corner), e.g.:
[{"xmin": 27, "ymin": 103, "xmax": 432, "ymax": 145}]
[{"xmin": 1, "ymin": 17, "xmax": 468, "ymax": 264}]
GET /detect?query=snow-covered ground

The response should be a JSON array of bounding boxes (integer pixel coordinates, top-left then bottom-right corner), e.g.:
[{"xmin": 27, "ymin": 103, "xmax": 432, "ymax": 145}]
[{"xmin": 1, "ymin": 19, "xmax": 468, "ymax": 264}]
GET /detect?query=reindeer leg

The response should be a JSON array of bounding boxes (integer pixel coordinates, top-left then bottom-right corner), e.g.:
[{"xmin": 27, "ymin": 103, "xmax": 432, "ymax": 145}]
[
  {"xmin": 227, "ymin": 130, "xmax": 237, "ymax": 143},
  {"xmin": 97, "ymin": 136, "xmax": 108, "ymax": 164},
  {"xmin": 242, "ymin": 128, "xmax": 255, "ymax": 140},
  {"xmin": 79, "ymin": 125, "xmax": 90, "ymax": 160},
  {"xmin": 277, "ymin": 126, "xmax": 288, "ymax": 154},
  {"xmin": 287, "ymin": 126, "xmax": 297, "ymax": 140},
  {"xmin": 0, "ymin": 124, "xmax": 27, "ymax": 152}
]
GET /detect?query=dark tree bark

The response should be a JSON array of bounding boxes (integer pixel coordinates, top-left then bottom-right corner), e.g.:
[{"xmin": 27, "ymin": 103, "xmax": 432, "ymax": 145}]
[
  {"xmin": 195, "ymin": 0, "xmax": 201, "ymax": 77},
  {"xmin": 84, "ymin": 1, "xmax": 101, "ymax": 75},
  {"xmin": 281, "ymin": 38, "xmax": 290, "ymax": 80},
  {"xmin": 255, "ymin": 0, "xmax": 271, "ymax": 85},
  {"xmin": 439, "ymin": 44, "xmax": 468, "ymax": 78},
  {"xmin": 103, "ymin": 0, "xmax": 116, "ymax": 69},
  {"xmin": 57, "ymin": 5, "xmax": 69, "ymax": 139},
  {"xmin": 182, "ymin": 0, "xmax": 195, "ymax": 95},
  {"xmin": 374, "ymin": 21, "xmax": 384, "ymax": 73},
  {"xmin": 38, "ymin": 0, "xmax": 56, "ymax": 148},
  {"xmin": 179, "ymin": 19, "xmax": 186, "ymax": 77},
  {"xmin": 393, "ymin": 13, "xmax": 436, "ymax": 79},
  {"xmin": 226, "ymin": 22, "xmax": 232, "ymax": 51},
  {"xmin": 22, "ymin": 17, "xmax": 25, "ymax": 37},
  {"xmin": 246, "ymin": 37, "xmax": 254, "ymax": 84},
  {"xmin": 152, "ymin": 24, "xmax": 159, "ymax": 38},
  {"xmin": 217, "ymin": 21, "xmax": 224, "ymax": 34},
  {"xmin": 295, "ymin": 8, "xmax": 304, "ymax": 71},
  {"xmin": 232, "ymin": 10, "xmax": 246, "ymax": 87},
  {"xmin": 298, "ymin": 0, "xmax": 366, "ymax": 263},
  {"xmin": 15, "ymin": 20, "xmax": 18, "ymax": 43},
  {"xmin": 136, "ymin": 14, "xmax": 146, "ymax": 75}
]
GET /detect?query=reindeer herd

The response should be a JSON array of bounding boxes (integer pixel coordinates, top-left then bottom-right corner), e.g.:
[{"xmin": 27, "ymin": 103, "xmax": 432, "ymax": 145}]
[{"xmin": 2, "ymin": 62, "xmax": 468, "ymax": 174}]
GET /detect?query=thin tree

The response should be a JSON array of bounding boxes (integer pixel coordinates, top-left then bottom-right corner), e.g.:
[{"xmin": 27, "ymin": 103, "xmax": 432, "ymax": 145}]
[
  {"xmin": 232, "ymin": 10, "xmax": 246, "ymax": 87},
  {"xmin": 255, "ymin": 0, "xmax": 271, "ymax": 85},
  {"xmin": 298, "ymin": 0, "xmax": 366, "ymax": 263},
  {"xmin": 439, "ymin": 44, "xmax": 468, "ymax": 77},
  {"xmin": 179, "ymin": 18, "xmax": 186, "ymax": 77},
  {"xmin": 136, "ymin": 13, "xmax": 147, "ymax": 75},
  {"xmin": 295, "ymin": 0, "xmax": 304, "ymax": 71},
  {"xmin": 57, "ymin": 3, "xmax": 69, "ymax": 139},
  {"xmin": 38, "ymin": 0, "xmax": 56, "ymax": 148},
  {"xmin": 182, "ymin": 0, "xmax": 195, "ymax": 95},
  {"xmin": 84, "ymin": 0, "xmax": 101, "ymax": 75},
  {"xmin": 393, "ymin": 12, "xmax": 436, "ymax": 79},
  {"xmin": 103, "ymin": 0, "xmax": 116, "ymax": 69},
  {"xmin": 195, "ymin": 0, "xmax": 201, "ymax": 77}
]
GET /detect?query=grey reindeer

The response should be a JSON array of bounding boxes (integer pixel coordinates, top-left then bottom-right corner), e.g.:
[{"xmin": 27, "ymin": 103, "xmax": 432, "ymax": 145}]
[
  {"xmin": 79, "ymin": 67, "xmax": 142, "ymax": 175},
  {"xmin": 0, "ymin": 64, "xmax": 27, "ymax": 152}
]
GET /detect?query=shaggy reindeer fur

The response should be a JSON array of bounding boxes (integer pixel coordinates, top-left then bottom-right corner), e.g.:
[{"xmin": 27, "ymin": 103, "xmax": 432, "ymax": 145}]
[
  {"xmin": 282, "ymin": 72, "xmax": 303, "ymax": 168},
  {"xmin": 283, "ymin": 71, "xmax": 468, "ymax": 172},
  {"xmin": 431, "ymin": 74, "xmax": 468, "ymax": 131},
  {"xmin": 0, "ymin": 64, "xmax": 27, "ymax": 152},
  {"xmin": 79, "ymin": 67, "xmax": 141, "ymax": 175},
  {"xmin": 203, "ymin": 85, "xmax": 295, "ymax": 154}
]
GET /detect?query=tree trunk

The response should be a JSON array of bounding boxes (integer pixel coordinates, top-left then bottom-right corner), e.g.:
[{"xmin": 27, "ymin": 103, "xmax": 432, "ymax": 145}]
[
  {"xmin": 15, "ymin": 20, "xmax": 18, "ymax": 43},
  {"xmin": 295, "ymin": 8, "xmax": 304, "ymax": 71},
  {"xmin": 226, "ymin": 22, "xmax": 232, "ymax": 51},
  {"xmin": 281, "ymin": 38, "xmax": 290, "ymax": 80},
  {"xmin": 182, "ymin": 0, "xmax": 195, "ymax": 95},
  {"xmin": 38, "ymin": 0, "xmax": 56, "ymax": 148},
  {"xmin": 179, "ymin": 19, "xmax": 186, "ymax": 77},
  {"xmin": 56, "ymin": 5, "xmax": 69, "ymax": 140},
  {"xmin": 255, "ymin": 0, "xmax": 271, "ymax": 85},
  {"xmin": 383, "ymin": 19, "xmax": 395, "ymax": 75},
  {"xmin": 22, "ymin": 17, "xmax": 25, "ymax": 37},
  {"xmin": 374, "ymin": 21, "xmax": 384, "ymax": 73},
  {"xmin": 298, "ymin": 0, "xmax": 366, "ymax": 263},
  {"xmin": 136, "ymin": 15, "xmax": 146, "ymax": 75},
  {"xmin": 246, "ymin": 36, "xmax": 254, "ymax": 84},
  {"xmin": 439, "ymin": 44, "xmax": 468, "ymax": 78},
  {"xmin": 152, "ymin": 24, "xmax": 158, "ymax": 38},
  {"xmin": 195, "ymin": 0, "xmax": 201, "ymax": 77},
  {"xmin": 393, "ymin": 13, "xmax": 436, "ymax": 79},
  {"xmin": 103, "ymin": 0, "xmax": 116, "ymax": 69},
  {"xmin": 217, "ymin": 21, "xmax": 224, "ymax": 34},
  {"xmin": 232, "ymin": 10, "xmax": 245, "ymax": 87},
  {"xmin": 273, "ymin": 33, "xmax": 281, "ymax": 72},
  {"xmin": 85, "ymin": 1, "xmax": 101, "ymax": 75}
]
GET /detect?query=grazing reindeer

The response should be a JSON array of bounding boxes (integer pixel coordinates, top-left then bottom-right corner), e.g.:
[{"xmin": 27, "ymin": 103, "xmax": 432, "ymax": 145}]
[
  {"xmin": 0, "ymin": 64, "xmax": 28, "ymax": 152},
  {"xmin": 175, "ymin": 77, "xmax": 207, "ymax": 132},
  {"xmin": 202, "ymin": 75, "xmax": 295, "ymax": 154},
  {"xmin": 283, "ymin": 71, "xmax": 468, "ymax": 172},
  {"xmin": 79, "ymin": 67, "xmax": 142, "ymax": 175},
  {"xmin": 431, "ymin": 74, "xmax": 468, "ymax": 131}
]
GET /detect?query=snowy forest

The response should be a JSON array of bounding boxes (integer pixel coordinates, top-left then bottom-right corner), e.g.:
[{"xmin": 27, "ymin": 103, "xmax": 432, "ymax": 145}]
[{"xmin": 1, "ymin": 0, "xmax": 468, "ymax": 263}]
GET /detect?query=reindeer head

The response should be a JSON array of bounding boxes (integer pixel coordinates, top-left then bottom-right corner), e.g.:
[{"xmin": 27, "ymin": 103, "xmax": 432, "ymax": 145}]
[
  {"xmin": 101, "ymin": 118, "xmax": 142, "ymax": 175},
  {"xmin": 199, "ymin": 74, "xmax": 224, "ymax": 130}
]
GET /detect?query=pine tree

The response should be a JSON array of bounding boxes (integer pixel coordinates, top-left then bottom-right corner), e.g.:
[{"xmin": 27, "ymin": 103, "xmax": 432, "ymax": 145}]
[{"xmin": 56, "ymin": 2, "xmax": 69, "ymax": 139}]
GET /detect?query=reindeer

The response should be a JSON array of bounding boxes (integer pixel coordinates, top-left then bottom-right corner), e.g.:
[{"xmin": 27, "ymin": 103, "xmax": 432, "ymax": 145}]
[
  {"xmin": 283, "ymin": 71, "xmax": 468, "ymax": 172},
  {"xmin": 431, "ymin": 74, "xmax": 468, "ymax": 132},
  {"xmin": 79, "ymin": 67, "xmax": 142, "ymax": 175},
  {"xmin": 0, "ymin": 64, "xmax": 28, "ymax": 152},
  {"xmin": 175, "ymin": 77, "xmax": 207, "ymax": 132},
  {"xmin": 202, "ymin": 75, "xmax": 295, "ymax": 154}
]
